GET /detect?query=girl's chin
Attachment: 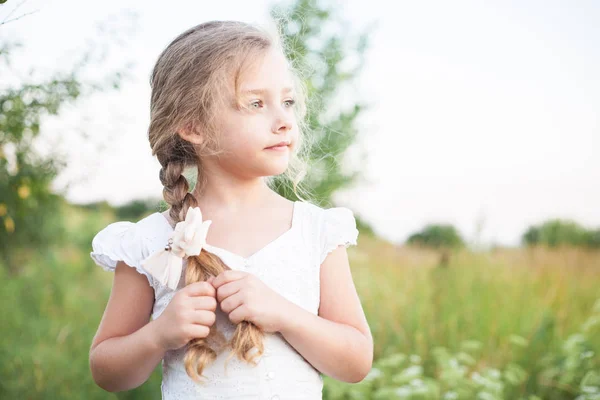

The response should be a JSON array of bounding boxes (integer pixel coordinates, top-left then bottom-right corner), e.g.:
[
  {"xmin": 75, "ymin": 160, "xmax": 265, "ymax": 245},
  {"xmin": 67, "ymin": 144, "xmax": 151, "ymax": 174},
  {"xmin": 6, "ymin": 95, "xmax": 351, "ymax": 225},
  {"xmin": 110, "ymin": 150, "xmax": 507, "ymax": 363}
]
[{"xmin": 259, "ymin": 161, "xmax": 290, "ymax": 177}]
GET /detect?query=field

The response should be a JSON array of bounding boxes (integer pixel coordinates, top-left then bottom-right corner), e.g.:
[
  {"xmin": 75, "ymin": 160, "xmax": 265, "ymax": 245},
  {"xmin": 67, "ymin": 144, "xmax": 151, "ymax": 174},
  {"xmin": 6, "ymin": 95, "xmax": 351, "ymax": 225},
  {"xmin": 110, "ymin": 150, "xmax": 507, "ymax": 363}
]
[{"xmin": 1, "ymin": 205, "xmax": 599, "ymax": 399}]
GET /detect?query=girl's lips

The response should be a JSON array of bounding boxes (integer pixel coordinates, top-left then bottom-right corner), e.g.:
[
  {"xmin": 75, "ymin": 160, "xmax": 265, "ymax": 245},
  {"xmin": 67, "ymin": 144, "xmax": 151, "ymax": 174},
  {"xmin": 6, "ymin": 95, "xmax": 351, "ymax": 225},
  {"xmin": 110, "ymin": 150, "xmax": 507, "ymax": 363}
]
[{"xmin": 265, "ymin": 144, "xmax": 290, "ymax": 151}]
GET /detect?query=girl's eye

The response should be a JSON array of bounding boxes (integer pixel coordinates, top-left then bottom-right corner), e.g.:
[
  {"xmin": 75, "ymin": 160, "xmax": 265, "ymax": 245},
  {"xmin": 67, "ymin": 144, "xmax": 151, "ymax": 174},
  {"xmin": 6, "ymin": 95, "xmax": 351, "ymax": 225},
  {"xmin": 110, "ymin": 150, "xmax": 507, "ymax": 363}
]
[{"xmin": 249, "ymin": 99, "xmax": 295, "ymax": 109}]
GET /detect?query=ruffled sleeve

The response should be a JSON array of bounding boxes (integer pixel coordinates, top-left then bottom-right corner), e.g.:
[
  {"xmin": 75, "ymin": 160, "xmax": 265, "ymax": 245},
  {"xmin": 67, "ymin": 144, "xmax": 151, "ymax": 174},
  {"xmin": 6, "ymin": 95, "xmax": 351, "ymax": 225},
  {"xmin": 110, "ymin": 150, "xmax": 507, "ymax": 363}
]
[
  {"xmin": 319, "ymin": 207, "xmax": 359, "ymax": 264},
  {"xmin": 90, "ymin": 221, "xmax": 154, "ymax": 287}
]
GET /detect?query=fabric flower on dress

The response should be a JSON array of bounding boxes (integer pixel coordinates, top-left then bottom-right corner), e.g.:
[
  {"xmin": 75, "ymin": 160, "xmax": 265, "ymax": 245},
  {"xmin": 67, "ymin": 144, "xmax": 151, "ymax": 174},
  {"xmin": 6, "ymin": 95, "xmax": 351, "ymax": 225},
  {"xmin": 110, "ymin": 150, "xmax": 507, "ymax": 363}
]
[{"xmin": 141, "ymin": 207, "xmax": 212, "ymax": 290}]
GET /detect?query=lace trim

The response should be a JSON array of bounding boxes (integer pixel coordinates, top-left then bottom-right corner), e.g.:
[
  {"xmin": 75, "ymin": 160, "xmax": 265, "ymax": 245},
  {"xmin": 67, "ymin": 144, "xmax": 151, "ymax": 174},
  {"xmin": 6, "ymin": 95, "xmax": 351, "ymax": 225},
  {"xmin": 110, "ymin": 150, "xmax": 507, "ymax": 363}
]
[{"xmin": 319, "ymin": 207, "xmax": 359, "ymax": 264}]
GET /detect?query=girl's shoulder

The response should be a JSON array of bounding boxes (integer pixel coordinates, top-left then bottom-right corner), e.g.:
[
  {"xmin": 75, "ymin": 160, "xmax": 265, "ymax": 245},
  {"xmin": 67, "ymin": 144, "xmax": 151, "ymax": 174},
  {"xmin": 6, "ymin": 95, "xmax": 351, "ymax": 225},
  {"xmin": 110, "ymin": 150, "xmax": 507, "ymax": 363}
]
[
  {"xmin": 297, "ymin": 200, "xmax": 360, "ymax": 264},
  {"xmin": 89, "ymin": 211, "xmax": 170, "ymax": 288}
]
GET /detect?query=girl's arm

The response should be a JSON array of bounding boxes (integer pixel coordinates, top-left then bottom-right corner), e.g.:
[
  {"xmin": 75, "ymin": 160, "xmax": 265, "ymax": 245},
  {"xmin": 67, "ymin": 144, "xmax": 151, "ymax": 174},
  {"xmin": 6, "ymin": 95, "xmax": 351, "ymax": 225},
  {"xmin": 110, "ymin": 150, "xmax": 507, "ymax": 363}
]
[
  {"xmin": 278, "ymin": 245, "xmax": 373, "ymax": 383},
  {"xmin": 89, "ymin": 261, "xmax": 165, "ymax": 392}
]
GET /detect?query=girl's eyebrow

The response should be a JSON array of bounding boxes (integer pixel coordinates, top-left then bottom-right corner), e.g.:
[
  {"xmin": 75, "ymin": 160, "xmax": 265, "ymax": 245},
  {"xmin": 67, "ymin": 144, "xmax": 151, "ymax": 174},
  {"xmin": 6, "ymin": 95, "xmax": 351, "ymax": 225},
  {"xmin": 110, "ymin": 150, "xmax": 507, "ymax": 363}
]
[{"xmin": 241, "ymin": 87, "xmax": 294, "ymax": 96}]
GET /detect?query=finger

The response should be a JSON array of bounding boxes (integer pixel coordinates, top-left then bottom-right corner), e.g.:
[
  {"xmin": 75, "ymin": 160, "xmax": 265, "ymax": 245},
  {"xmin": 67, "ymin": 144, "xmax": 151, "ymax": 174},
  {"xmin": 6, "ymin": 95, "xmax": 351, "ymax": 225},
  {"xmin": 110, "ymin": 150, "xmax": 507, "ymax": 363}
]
[
  {"xmin": 190, "ymin": 295, "xmax": 217, "ymax": 312},
  {"xmin": 212, "ymin": 270, "xmax": 246, "ymax": 290},
  {"xmin": 190, "ymin": 309, "xmax": 216, "ymax": 327},
  {"xmin": 220, "ymin": 292, "xmax": 244, "ymax": 314},
  {"xmin": 185, "ymin": 281, "xmax": 215, "ymax": 297},
  {"xmin": 228, "ymin": 304, "xmax": 248, "ymax": 325},
  {"xmin": 186, "ymin": 324, "xmax": 210, "ymax": 340},
  {"xmin": 216, "ymin": 280, "xmax": 242, "ymax": 303}
]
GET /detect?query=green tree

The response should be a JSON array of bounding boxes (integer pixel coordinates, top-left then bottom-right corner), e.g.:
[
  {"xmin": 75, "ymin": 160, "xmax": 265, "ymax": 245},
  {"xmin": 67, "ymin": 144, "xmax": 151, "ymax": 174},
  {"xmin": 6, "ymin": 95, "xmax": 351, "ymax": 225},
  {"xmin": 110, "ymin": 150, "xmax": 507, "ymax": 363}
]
[
  {"xmin": 406, "ymin": 224, "xmax": 465, "ymax": 249},
  {"xmin": 269, "ymin": 0, "xmax": 375, "ymax": 207},
  {"xmin": 522, "ymin": 219, "xmax": 598, "ymax": 248},
  {"xmin": 0, "ymin": 17, "xmax": 135, "ymax": 274}
]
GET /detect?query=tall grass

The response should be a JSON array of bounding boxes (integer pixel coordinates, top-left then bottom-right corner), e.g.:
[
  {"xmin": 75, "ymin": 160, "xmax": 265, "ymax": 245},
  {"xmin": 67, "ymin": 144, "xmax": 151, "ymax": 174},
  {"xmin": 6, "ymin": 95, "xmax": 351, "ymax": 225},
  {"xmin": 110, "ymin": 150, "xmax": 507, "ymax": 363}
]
[
  {"xmin": 326, "ymin": 236, "xmax": 600, "ymax": 399},
  {"xmin": 1, "ymin": 208, "xmax": 598, "ymax": 399},
  {"xmin": 352, "ymin": 237, "xmax": 600, "ymax": 362}
]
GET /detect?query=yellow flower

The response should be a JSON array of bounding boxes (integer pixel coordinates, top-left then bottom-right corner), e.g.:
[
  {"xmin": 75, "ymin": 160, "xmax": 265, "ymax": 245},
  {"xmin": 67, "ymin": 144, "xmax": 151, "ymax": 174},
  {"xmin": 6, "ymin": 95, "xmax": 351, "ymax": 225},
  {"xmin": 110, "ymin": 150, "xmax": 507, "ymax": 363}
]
[
  {"xmin": 18, "ymin": 185, "xmax": 30, "ymax": 199},
  {"xmin": 0, "ymin": 203, "xmax": 6, "ymax": 216},
  {"xmin": 4, "ymin": 216, "xmax": 15, "ymax": 233}
]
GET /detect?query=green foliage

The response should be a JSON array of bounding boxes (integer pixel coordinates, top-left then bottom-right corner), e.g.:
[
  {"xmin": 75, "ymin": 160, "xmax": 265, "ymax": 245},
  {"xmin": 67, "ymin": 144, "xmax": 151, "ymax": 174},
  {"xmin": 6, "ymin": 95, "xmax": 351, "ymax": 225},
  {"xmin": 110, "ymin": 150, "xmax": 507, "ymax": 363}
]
[
  {"xmin": 588, "ymin": 230, "xmax": 600, "ymax": 248},
  {"xmin": 522, "ymin": 219, "xmax": 600, "ymax": 249},
  {"xmin": 0, "ymin": 42, "xmax": 81, "ymax": 273},
  {"xmin": 406, "ymin": 224, "xmax": 465, "ymax": 249},
  {"xmin": 0, "ymin": 224, "xmax": 162, "ymax": 399},
  {"xmin": 269, "ymin": 0, "xmax": 375, "ymax": 207},
  {"xmin": 0, "ymin": 20, "xmax": 133, "ymax": 273},
  {"xmin": 324, "ymin": 300, "xmax": 600, "ymax": 400},
  {"xmin": 114, "ymin": 198, "xmax": 163, "ymax": 222}
]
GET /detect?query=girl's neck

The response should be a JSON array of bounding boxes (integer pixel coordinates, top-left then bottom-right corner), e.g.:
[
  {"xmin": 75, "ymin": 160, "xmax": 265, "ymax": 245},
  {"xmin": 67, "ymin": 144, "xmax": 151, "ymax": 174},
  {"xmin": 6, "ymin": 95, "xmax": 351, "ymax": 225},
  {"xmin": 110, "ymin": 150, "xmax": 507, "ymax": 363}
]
[
  {"xmin": 193, "ymin": 177, "xmax": 275, "ymax": 211},
  {"xmin": 162, "ymin": 188, "xmax": 287, "ymax": 228}
]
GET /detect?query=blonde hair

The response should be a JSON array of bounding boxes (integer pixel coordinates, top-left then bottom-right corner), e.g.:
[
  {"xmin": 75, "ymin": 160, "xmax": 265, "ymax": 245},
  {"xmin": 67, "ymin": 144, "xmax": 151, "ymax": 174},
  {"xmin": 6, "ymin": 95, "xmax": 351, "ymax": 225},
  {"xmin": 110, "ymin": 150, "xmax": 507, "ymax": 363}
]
[{"xmin": 148, "ymin": 20, "xmax": 312, "ymax": 383}]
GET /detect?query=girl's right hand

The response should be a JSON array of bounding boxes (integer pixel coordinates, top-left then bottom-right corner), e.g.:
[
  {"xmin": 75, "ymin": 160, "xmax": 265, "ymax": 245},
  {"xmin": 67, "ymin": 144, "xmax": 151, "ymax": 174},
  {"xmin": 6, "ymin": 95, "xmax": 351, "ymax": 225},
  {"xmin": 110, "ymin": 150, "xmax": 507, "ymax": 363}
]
[{"xmin": 151, "ymin": 279, "xmax": 217, "ymax": 351}]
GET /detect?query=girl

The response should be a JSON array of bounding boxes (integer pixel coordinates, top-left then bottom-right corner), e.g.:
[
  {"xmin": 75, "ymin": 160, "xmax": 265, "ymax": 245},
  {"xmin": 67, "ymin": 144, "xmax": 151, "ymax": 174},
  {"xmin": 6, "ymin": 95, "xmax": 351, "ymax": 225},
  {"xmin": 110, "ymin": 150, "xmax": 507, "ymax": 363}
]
[{"xmin": 89, "ymin": 20, "xmax": 373, "ymax": 399}]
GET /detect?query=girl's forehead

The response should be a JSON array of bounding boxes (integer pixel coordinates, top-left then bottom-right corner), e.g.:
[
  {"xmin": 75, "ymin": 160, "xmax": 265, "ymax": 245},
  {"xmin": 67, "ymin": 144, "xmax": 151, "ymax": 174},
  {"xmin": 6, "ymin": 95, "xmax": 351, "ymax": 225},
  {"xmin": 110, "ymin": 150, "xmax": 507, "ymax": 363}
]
[{"xmin": 238, "ymin": 49, "xmax": 294, "ymax": 92}]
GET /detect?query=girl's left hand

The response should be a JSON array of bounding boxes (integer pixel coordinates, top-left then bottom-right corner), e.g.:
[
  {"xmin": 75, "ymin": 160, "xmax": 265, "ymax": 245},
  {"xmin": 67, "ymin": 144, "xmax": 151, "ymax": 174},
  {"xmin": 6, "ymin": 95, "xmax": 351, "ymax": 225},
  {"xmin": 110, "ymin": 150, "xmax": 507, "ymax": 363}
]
[{"xmin": 210, "ymin": 270, "xmax": 290, "ymax": 333}]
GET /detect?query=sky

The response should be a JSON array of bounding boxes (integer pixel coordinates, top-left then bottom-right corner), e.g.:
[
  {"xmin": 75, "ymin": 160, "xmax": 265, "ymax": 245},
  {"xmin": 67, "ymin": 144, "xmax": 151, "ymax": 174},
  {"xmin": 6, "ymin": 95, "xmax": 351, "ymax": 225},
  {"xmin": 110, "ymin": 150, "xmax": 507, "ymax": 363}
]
[{"xmin": 2, "ymin": 0, "xmax": 599, "ymax": 246}]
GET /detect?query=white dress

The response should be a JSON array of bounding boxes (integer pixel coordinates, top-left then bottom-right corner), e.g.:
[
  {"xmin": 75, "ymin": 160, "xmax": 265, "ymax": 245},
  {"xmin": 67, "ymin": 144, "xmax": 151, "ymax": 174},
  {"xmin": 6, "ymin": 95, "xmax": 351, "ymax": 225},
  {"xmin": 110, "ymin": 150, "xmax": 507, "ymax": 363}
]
[{"xmin": 90, "ymin": 200, "xmax": 359, "ymax": 400}]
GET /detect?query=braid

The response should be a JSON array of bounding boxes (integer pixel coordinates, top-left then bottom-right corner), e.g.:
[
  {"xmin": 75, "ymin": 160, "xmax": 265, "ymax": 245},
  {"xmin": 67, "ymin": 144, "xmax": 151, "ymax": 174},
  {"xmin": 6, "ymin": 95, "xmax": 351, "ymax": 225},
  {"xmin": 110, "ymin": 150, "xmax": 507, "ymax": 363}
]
[
  {"xmin": 159, "ymin": 158, "xmax": 197, "ymax": 223},
  {"xmin": 158, "ymin": 156, "xmax": 265, "ymax": 383}
]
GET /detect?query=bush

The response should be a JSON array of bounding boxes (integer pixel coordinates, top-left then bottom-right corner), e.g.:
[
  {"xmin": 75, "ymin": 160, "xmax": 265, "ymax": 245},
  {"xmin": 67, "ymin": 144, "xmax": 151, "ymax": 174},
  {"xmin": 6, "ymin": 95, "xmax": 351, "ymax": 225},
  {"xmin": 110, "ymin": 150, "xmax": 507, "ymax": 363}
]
[
  {"xmin": 522, "ymin": 220, "xmax": 599, "ymax": 249},
  {"xmin": 406, "ymin": 224, "xmax": 465, "ymax": 249}
]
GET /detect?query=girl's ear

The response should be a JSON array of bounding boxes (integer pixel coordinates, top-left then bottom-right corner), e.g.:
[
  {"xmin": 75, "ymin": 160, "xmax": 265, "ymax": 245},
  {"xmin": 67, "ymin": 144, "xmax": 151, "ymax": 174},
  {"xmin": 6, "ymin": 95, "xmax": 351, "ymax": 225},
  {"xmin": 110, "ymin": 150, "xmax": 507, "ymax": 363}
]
[{"xmin": 177, "ymin": 123, "xmax": 204, "ymax": 146}]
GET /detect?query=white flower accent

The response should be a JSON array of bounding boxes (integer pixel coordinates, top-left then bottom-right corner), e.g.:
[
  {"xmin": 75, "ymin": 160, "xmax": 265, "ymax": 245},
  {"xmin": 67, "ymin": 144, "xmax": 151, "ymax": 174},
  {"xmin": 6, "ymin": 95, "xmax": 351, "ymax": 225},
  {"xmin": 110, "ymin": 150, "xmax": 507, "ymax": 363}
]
[
  {"xmin": 141, "ymin": 207, "xmax": 212, "ymax": 290},
  {"xmin": 170, "ymin": 207, "xmax": 212, "ymax": 258}
]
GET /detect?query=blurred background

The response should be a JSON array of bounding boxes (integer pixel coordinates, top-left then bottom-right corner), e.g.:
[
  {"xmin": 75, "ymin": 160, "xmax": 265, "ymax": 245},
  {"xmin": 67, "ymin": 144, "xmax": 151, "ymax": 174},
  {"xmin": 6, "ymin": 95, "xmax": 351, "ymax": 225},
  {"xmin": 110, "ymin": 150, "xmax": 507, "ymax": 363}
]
[{"xmin": 1, "ymin": 0, "xmax": 599, "ymax": 399}]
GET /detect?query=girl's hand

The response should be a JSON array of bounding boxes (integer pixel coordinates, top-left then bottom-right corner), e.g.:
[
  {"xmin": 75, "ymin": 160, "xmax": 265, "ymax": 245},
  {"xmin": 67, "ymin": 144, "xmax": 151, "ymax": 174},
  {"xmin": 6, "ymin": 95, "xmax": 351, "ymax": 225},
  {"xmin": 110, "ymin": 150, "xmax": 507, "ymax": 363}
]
[
  {"xmin": 151, "ymin": 281, "xmax": 217, "ymax": 351},
  {"xmin": 211, "ymin": 270, "xmax": 290, "ymax": 333}
]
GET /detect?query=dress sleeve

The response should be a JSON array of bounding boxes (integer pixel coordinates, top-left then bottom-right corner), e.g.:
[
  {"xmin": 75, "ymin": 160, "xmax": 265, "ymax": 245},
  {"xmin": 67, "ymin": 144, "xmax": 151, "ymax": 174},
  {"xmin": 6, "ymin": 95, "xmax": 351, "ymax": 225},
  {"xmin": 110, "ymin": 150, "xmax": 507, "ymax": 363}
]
[
  {"xmin": 89, "ymin": 221, "xmax": 154, "ymax": 287},
  {"xmin": 319, "ymin": 207, "xmax": 359, "ymax": 265}
]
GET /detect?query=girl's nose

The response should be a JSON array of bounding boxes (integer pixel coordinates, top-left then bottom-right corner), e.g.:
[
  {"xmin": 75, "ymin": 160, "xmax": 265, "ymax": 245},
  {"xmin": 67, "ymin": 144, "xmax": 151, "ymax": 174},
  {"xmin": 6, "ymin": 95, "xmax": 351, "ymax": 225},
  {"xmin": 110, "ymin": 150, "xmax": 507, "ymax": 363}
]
[{"xmin": 272, "ymin": 115, "xmax": 293, "ymax": 134}]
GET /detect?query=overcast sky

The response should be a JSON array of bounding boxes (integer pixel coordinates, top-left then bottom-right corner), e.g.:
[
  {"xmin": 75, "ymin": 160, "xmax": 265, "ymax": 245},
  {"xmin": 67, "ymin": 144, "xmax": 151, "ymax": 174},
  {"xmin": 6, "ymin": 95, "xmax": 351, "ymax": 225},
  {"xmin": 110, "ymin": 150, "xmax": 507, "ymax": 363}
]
[{"xmin": 2, "ymin": 0, "xmax": 599, "ymax": 246}]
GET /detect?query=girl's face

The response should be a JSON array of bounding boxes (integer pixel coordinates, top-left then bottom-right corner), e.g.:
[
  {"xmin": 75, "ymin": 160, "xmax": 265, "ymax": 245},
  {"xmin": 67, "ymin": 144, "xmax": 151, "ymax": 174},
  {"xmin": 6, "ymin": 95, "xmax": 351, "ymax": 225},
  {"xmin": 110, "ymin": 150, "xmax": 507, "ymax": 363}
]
[{"xmin": 209, "ymin": 48, "xmax": 299, "ymax": 179}]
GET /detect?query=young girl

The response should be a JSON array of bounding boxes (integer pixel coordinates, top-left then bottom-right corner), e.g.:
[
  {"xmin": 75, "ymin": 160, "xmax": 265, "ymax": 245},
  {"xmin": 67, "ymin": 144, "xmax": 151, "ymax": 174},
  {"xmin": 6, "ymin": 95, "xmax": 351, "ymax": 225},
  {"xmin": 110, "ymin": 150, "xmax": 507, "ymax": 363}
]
[{"xmin": 89, "ymin": 20, "xmax": 373, "ymax": 399}]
